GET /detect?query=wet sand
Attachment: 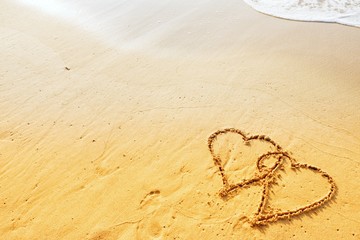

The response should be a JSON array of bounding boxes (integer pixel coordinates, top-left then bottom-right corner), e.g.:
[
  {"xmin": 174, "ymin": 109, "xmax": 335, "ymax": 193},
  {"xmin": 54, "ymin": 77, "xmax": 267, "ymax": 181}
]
[{"xmin": 1, "ymin": 0, "xmax": 360, "ymax": 239}]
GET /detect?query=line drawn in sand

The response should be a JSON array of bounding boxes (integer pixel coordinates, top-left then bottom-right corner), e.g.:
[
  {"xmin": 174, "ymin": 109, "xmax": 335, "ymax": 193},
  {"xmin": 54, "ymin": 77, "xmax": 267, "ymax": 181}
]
[{"xmin": 208, "ymin": 128, "xmax": 336, "ymax": 226}]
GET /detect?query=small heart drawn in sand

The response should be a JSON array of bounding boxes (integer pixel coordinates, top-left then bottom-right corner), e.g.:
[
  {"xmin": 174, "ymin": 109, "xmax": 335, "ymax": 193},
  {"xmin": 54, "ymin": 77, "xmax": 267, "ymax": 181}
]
[
  {"xmin": 208, "ymin": 128, "xmax": 336, "ymax": 226},
  {"xmin": 208, "ymin": 129, "xmax": 281, "ymax": 187}
]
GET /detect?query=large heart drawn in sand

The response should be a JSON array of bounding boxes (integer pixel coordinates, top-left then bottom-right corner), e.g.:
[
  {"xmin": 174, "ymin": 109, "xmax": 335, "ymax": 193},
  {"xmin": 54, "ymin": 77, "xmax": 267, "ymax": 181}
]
[{"xmin": 208, "ymin": 128, "xmax": 336, "ymax": 226}]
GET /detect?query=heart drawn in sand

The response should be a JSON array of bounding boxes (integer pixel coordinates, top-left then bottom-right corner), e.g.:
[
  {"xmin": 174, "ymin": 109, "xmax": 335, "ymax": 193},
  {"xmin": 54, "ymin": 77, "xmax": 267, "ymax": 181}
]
[{"xmin": 208, "ymin": 128, "xmax": 336, "ymax": 226}]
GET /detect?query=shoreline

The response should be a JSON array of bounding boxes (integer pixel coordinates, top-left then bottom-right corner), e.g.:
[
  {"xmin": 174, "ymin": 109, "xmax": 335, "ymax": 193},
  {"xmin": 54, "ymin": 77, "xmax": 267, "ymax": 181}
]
[{"xmin": 242, "ymin": 0, "xmax": 360, "ymax": 28}]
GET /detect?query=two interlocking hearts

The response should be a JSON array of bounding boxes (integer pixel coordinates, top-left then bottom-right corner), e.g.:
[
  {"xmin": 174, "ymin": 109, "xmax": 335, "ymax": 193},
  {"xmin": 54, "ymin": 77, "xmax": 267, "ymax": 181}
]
[{"xmin": 208, "ymin": 128, "xmax": 336, "ymax": 226}]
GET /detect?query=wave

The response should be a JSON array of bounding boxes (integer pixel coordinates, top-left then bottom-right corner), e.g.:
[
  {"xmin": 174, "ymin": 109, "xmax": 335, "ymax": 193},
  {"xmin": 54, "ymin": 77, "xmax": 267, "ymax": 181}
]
[{"xmin": 242, "ymin": 0, "xmax": 360, "ymax": 27}]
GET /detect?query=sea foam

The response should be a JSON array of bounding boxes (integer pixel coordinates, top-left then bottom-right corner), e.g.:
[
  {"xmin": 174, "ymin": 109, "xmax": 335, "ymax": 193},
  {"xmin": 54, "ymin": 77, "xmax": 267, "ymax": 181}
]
[{"xmin": 242, "ymin": 0, "xmax": 360, "ymax": 27}]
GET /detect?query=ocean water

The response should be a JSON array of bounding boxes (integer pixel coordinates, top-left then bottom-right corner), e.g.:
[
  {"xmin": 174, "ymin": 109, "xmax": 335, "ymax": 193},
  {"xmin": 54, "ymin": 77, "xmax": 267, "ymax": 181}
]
[{"xmin": 242, "ymin": 0, "xmax": 360, "ymax": 27}]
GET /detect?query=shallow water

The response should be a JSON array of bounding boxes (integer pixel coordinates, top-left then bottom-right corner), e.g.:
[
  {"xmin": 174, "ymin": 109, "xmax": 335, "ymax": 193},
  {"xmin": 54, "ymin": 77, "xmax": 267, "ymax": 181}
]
[{"xmin": 243, "ymin": 0, "xmax": 360, "ymax": 27}]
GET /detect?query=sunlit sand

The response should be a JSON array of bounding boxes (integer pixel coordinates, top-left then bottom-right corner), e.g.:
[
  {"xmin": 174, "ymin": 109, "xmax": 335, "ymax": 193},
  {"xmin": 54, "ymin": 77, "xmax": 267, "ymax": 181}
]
[{"xmin": 1, "ymin": 0, "xmax": 359, "ymax": 239}]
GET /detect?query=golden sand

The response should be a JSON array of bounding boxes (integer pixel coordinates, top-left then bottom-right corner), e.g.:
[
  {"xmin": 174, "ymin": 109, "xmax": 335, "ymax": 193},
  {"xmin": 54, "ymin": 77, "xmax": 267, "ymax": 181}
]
[{"xmin": 0, "ymin": 0, "xmax": 360, "ymax": 239}]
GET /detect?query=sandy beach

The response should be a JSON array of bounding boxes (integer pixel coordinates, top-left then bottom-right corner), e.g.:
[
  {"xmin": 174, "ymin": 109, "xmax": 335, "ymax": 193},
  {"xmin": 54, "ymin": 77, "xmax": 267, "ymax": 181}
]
[{"xmin": 1, "ymin": 0, "xmax": 360, "ymax": 239}]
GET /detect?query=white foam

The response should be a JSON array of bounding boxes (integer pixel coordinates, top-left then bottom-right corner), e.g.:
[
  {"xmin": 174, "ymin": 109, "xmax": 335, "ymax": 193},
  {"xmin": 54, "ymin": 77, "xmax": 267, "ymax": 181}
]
[{"xmin": 242, "ymin": 0, "xmax": 360, "ymax": 27}]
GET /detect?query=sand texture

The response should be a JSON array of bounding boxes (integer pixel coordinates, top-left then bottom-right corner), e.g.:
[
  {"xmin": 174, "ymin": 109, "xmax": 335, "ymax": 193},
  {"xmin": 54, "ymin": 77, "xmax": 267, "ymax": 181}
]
[{"xmin": 1, "ymin": 0, "xmax": 360, "ymax": 239}]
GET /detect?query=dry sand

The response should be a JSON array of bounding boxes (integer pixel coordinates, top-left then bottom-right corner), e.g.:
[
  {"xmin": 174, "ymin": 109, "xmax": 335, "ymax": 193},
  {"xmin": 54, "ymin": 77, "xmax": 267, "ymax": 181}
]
[{"xmin": 0, "ymin": 0, "xmax": 360, "ymax": 239}]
